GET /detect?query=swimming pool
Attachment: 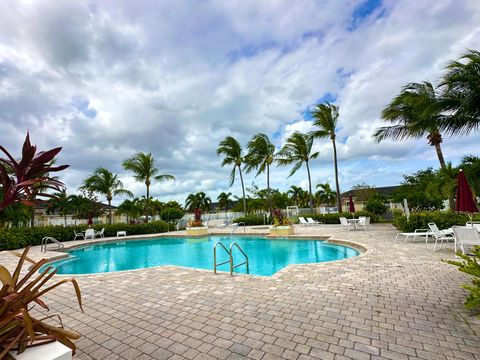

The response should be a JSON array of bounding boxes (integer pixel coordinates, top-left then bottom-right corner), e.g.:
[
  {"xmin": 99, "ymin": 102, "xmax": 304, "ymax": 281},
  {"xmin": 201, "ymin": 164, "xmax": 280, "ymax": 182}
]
[{"xmin": 43, "ymin": 236, "xmax": 359, "ymax": 276}]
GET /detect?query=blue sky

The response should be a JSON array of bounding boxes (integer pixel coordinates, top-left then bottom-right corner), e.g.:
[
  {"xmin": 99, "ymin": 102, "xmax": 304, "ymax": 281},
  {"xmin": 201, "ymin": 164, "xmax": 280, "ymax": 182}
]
[{"xmin": 0, "ymin": 0, "xmax": 479, "ymax": 205}]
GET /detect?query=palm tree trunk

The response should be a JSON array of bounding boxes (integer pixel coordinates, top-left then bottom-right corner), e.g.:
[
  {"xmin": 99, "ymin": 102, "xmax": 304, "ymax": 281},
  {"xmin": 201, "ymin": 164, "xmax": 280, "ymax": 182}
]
[
  {"xmin": 238, "ymin": 165, "xmax": 247, "ymax": 214},
  {"xmin": 332, "ymin": 138, "xmax": 342, "ymax": 212},
  {"xmin": 433, "ymin": 141, "xmax": 446, "ymax": 169},
  {"xmin": 108, "ymin": 199, "xmax": 112, "ymax": 224},
  {"xmin": 64, "ymin": 212, "xmax": 67, "ymax": 227},
  {"xmin": 267, "ymin": 164, "xmax": 272, "ymax": 216},
  {"xmin": 306, "ymin": 161, "xmax": 314, "ymax": 214}
]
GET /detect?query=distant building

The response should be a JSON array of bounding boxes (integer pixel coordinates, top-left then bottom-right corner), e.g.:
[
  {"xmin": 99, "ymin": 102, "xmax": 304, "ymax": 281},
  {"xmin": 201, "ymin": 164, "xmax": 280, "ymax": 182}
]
[{"xmin": 340, "ymin": 186, "xmax": 403, "ymax": 212}]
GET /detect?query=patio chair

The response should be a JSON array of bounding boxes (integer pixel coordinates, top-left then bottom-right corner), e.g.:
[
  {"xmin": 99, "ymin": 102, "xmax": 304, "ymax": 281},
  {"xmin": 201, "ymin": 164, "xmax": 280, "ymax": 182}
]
[
  {"xmin": 298, "ymin": 217, "xmax": 309, "ymax": 226},
  {"xmin": 357, "ymin": 217, "xmax": 371, "ymax": 231},
  {"xmin": 307, "ymin": 217, "xmax": 322, "ymax": 226},
  {"xmin": 428, "ymin": 222, "xmax": 455, "ymax": 251},
  {"xmin": 73, "ymin": 230, "xmax": 84, "ymax": 241},
  {"xmin": 85, "ymin": 228, "xmax": 95, "ymax": 240},
  {"xmin": 96, "ymin": 228, "xmax": 105, "ymax": 238},
  {"xmin": 466, "ymin": 222, "xmax": 480, "ymax": 232},
  {"xmin": 339, "ymin": 217, "xmax": 353, "ymax": 231},
  {"xmin": 394, "ymin": 228, "xmax": 431, "ymax": 243},
  {"xmin": 453, "ymin": 226, "xmax": 480, "ymax": 255}
]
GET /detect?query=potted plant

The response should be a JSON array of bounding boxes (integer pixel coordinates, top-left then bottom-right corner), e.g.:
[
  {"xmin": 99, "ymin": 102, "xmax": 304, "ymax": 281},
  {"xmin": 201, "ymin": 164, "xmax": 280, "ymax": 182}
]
[
  {"xmin": 269, "ymin": 209, "xmax": 294, "ymax": 236},
  {"xmin": 186, "ymin": 208, "xmax": 208, "ymax": 236},
  {"xmin": 0, "ymin": 247, "xmax": 83, "ymax": 359}
]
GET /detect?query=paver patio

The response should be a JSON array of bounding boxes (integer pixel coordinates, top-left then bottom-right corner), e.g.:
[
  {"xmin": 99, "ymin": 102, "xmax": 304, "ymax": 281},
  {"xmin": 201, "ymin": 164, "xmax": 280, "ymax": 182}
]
[{"xmin": 1, "ymin": 224, "xmax": 479, "ymax": 360}]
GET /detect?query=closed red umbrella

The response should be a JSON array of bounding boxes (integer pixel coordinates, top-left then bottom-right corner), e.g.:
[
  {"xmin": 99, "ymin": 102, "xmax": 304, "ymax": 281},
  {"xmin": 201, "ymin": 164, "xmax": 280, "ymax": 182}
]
[
  {"xmin": 87, "ymin": 212, "xmax": 93, "ymax": 226},
  {"xmin": 348, "ymin": 194, "xmax": 355, "ymax": 214},
  {"xmin": 455, "ymin": 169, "xmax": 479, "ymax": 218}
]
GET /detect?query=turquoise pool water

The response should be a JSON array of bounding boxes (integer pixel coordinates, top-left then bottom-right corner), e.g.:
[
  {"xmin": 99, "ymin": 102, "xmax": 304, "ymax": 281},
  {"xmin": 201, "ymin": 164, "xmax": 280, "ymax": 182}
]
[{"xmin": 43, "ymin": 236, "xmax": 359, "ymax": 276}]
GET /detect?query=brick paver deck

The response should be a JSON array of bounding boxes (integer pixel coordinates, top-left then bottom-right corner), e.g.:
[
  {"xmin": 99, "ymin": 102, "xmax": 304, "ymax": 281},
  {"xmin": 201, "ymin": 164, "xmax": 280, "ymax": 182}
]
[{"xmin": 1, "ymin": 224, "xmax": 479, "ymax": 359}]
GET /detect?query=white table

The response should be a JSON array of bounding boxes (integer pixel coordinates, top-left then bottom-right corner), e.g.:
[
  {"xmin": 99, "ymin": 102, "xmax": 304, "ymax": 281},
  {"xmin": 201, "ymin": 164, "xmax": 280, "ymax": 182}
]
[
  {"xmin": 347, "ymin": 218, "xmax": 360, "ymax": 230},
  {"xmin": 116, "ymin": 231, "xmax": 127, "ymax": 237}
]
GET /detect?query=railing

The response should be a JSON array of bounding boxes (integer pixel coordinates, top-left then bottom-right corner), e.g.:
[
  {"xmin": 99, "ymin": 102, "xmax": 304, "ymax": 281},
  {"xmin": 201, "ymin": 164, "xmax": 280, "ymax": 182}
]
[
  {"xmin": 230, "ymin": 222, "xmax": 246, "ymax": 235},
  {"xmin": 213, "ymin": 241, "xmax": 249, "ymax": 275},
  {"xmin": 41, "ymin": 237, "xmax": 64, "ymax": 252}
]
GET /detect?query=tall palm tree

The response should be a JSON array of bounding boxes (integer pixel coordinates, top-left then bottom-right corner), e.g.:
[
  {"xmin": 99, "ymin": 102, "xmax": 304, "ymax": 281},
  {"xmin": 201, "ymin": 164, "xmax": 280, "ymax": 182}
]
[
  {"xmin": 217, "ymin": 192, "xmax": 233, "ymax": 212},
  {"xmin": 122, "ymin": 152, "xmax": 175, "ymax": 221},
  {"xmin": 185, "ymin": 192, "xmax": 212, "ymax": 212},
  {"xmin": 277, "ymin": 132, "xmax": 319, "ymax": 213},
  {"xmin": 440, "ymin": 49, "xmax": 480, "ymax": 136},
  {"xmin": 244, "ymin": 133, "xmax": 276, "ymax": 215},
  {"xmin": 287, "ymin": 185, "xmax": 305, "ymax": 206},
  {"xmin": 374, "ymin": 81, "xmax": 448, "ymax": 169},
  {"xmin": 315, "ymin": 183, "xmax": 336, "ymax": 206},
  {"xmin": 80, "ymin": 167, "xmax": 133, "ymax": 224},
  {"xmin": 311, "ymin": 103, "xmax": 342, "ymax": 212},
  {"xmin": 217, "ymin": 136, "xmax": 247, "ymax": 214},
  {"xmin": 47, "ymin": 189, "xmax": 72, "ymax": 226}
]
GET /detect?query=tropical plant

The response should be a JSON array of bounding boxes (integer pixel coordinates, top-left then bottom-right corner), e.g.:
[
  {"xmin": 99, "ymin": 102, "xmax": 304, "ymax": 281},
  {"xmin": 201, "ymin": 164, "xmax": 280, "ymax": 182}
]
[
  {"xmin": 365, "ymin": 199, "xmax": 387, "ymax": 216},
  {"xmin": 217, "ymin": 192, "xmax": 233, "ymax": 212},
  {"xmin": 184, "ymin": 192, "xmax": 212, "ymax": 212},
  {"xmin": 272, "ymin": 209, "xmax": 291, "ymax": 227},
  {"xmin": 159, "ymin": 207, "xmax": 184, "ymax": 223},
  {"xmin": 277, "ymin": 132, "xmax": 319, "ymax": 213},
  {"xmin": 80, "ymin": 167, "xmax": 133, "ymax": 224},
  {"xmin": 374, "ymin": 81, "xmax": 449, "ymax": 169},
  {"xmin": 217, "ymin": 136, "xmax": 247, "ymax": 214},
  {"xmin": 287, "ymin": 185, "xmax": 308, "ymax": 207},
  {"xmin": 47, "ymin": 189, "xmax": 73, "ymax": 226},
  {"xmin": 116, "ymin": 198, "xmax": 143, "ymax": 223},
  {"xmin": 460, "ymin": 155, "xmax": 480, "ymax": 197},
  {"xmin": 0, "ymin": 247, "xmax": 83, "ymax": 358},
  {"xmin": 122, "ymin": 152, "xmax": 174, "ymax": 221},
  {"xmin": 311, "ymin": 103, "xmax": 342, "ymax": 211},
  {"xmin": 244, "ymin": 134, "xmax": 276, "ymax": 215},
  {"xmin": 0, "ymin": 132, "xmax": 68, "ymax": 213},
  {"xmin": 315, "ymin": 183, "xmax": 336, "ymax": 206},
  {"xmin": 440, "ymin": 49, "xmax": 480, "ymax": 136}
]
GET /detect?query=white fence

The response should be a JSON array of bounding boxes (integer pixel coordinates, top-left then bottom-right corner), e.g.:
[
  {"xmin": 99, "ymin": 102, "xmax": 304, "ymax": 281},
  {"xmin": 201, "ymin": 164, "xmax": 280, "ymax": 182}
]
[{"xmin": 177, "ymin": 212, "xmax": 245, "ymax": 229}]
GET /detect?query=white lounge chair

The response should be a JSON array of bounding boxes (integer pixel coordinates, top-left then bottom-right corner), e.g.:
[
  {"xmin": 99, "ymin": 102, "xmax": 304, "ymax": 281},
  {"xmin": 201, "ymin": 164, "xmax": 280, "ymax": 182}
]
[
  {"xmin": 298, "ymin": 217, "xmax": 309, "ymax": 226},
  {"xmin": 85, "ymin": 228, "xmax": 95, "ymax": 240},
  {"xmin": 428, "ymin": 222, "xmax": 455, "ymax": 251},
  {"xmin": 395, "ymin": 228, "xmax": 431, "ymax": 243},
  {"xmin": 73, "ymin": 230, "xmax": 84, "ymax": 241},
  {"xmin": 453, "ymin": 226, "xmax": 480, "ymax": 255},
  {"xmin": 339, "ymin": 217, "xmax": 353, "ymax": 231},
  {"xmin": 307, "ymin": 217, "xmax": 322, "ymax": 226},
  {"xmin": 96, "ymin": 228, "xmax": 105, "ymax": 238}
]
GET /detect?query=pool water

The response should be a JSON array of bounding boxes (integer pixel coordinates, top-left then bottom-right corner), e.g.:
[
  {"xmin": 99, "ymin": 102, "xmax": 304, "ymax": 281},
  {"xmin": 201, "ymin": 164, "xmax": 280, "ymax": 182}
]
[{"xmin": 43, "ymin": 236, "xmax": 359, "ymax": 276}]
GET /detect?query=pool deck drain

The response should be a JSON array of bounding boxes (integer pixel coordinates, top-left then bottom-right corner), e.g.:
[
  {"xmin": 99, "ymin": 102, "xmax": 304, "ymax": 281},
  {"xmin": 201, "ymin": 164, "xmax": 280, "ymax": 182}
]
[{"xmin": 1, "ymin": 224, "xmax": 479, "ymax": 360}]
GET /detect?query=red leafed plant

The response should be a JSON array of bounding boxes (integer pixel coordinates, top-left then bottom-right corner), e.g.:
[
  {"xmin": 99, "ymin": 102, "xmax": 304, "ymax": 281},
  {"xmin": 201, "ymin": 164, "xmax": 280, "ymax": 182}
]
[
  {"xmin": 0, "ymin": 246, "xmax": 83, "ymax": 358},
  {"xmin": 0, "ymin": 132, "xmax": 69, "ymax": 213}
]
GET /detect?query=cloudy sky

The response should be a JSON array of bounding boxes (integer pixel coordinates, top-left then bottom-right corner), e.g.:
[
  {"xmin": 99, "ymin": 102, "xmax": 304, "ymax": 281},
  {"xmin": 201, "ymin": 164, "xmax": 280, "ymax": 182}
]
[{"xmin": 1, "ymin": 0, "xmax": 480, "ymax": 205}]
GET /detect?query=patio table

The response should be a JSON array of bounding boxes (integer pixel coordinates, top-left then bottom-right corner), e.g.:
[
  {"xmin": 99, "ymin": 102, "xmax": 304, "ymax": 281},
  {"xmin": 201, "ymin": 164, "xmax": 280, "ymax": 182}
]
[{"xmin": 347, "ymin": 218, "xmax": 360, "ymax": 230}]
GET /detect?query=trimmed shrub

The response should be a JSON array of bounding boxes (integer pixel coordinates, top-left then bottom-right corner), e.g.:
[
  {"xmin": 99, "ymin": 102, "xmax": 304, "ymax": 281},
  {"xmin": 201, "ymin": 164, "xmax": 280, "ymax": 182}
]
[
  {"xmin": 0, "ymin": 221, "xmax": 172, "ymax": 251},
  {"xmin": 232, "ymin": 215, "xmax": 265, "ymax": 226},
  {"xmin": 160, "ymin": 208, "xmax": 185, "ymax": 223},
  {"xmin": 306, "ymin": 211, "xmax": 379, "ymax": 224},
  {"xmin": 393, "ymin": 211, "xmax": 470, "ymax": 232},
  {"xmin": 365, "ymin": 199, "xmax": 387, "ymax": 216}
]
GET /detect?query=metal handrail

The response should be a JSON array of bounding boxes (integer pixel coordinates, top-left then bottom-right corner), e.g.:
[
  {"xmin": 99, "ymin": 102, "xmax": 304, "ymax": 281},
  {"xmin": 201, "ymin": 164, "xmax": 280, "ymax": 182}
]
[
  {"xmin": 230, "ymin": 222, "xmax": 246, "ymax": 235},
  {"xmin": 229, "ymin": 242, "xmax": 249, "ymax": 275},
  {"xmin": 41, "ymin": 237, "xmax": 64, "ymax": 252},
  {"xmin": 213, "ymin": 241, "xmax": 231, "ymax": 274}
]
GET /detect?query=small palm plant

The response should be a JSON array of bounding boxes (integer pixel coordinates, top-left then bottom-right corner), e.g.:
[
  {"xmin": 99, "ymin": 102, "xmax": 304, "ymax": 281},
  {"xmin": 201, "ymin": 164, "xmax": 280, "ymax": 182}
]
[{"xmin": 0, "ymin": 247, "xmax": 83, "ymax": 358}]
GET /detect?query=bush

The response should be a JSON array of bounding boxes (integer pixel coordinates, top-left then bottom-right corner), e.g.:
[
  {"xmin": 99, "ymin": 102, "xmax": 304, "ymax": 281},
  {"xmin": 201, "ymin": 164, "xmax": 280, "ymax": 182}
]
[
  {"xmin": 306, "ymin": 211, "xmax": 378, "ymax": 224},
  {"xmin": 160, "ymin": 208, "xmax": 185, "ymax": 223},
  {"xmin": 443, "ymin": 246, "xmax": 480, "ymax": 314},
  {"xmin": 233, "ymin": 215, "xmax": 265, "ymax": 226},
  {"xmin": 0, "ymin": 221, "xmax": 172, "ymax": 251},
  {"xmin": 365, "ymin": 199, "xmax": 387, "ymax": 216},
  {"xmin": 393, "ymin": 211, "xmax": 470, "ymax": 232}
]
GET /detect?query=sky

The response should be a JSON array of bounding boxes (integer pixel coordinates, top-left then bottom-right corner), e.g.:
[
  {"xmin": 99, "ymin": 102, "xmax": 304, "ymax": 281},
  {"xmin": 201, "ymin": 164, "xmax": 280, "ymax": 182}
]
[{"xmin": 1, "ymin": 0, "xmax": 480, "ymax": 206}]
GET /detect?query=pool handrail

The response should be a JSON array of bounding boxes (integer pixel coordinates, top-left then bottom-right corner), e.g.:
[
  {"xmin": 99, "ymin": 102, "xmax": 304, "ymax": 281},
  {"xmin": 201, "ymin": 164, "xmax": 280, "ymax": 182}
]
[{"xmin": 230, "ymin": 242, "xmax": 249, "ymax": 275}]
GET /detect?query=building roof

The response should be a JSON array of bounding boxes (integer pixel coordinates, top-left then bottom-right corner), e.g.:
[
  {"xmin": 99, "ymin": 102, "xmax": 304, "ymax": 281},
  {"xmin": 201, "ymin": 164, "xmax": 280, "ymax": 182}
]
[{"xmin": 341, "ymin": 185, "xmax": 400, "ymax": 199}]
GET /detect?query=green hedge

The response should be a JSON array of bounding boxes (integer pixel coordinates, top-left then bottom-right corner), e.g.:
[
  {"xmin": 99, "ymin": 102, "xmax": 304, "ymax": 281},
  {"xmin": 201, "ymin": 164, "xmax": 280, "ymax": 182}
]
[
  {"xmin": 393, "ymin": 211, "xmax": 474, "ymax": 232},
  {"xmin": 0, "ymin": 221, "xmax": 172, "ymax": 251},
  {"xmin": 232, "ymin": 215, "xmax": 266, "ymax": 226},
  {"xmin": 306, "ymin": 211, "xmax": 379, "ymax": 224}
]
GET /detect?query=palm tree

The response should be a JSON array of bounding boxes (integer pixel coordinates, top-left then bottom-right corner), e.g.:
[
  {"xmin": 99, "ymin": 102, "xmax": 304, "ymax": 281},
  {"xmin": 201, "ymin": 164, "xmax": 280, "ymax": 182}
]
[
  {"xmin": 440, "ymin": 49, "xmax": 480, "ymax": 136},
  {"xmin": 122, "ymin": 152, "xmax": 175, "ymax": 221},
  {"xmin": 117, "ymin": 198, "xmax": 142, "ymax": 224},
  {"xmin": 47, "ymin": 189, "xmax": 72, "ymax": 226},
  {"xmin": 311, "ymin": 103, "xmax": 343, "ymax": 212},
  {"xmin": 315, "ymin": 183, "xmax": 336, "ymax": 206},
  {"xmin": 80, "ymin": 167, "xmax": 133, "ymax": 224},
  {"xmin": 374, "ymin": 81, "xmax": 448, "ymax": 169},
  {"xmin": 217, "ymin": 136, "xmax": 247, "ymax": 214},
  {"xmin": 185, "ymin": 192, "xmax": 212, "ymax": 212},
  {"xmin": 287, "ymin": 185, "xmax": 305, "ymax": 206},
  {"xmin": 244, "ymin": 133, "xmax": 276, "ymax": 215},
  {"xmin": 277, "ymin": 132, "xmax": 319, "ymax": 213},
  {"xmin": 217, "ymin": 192, "xmax": 233, "ymax": 212}
]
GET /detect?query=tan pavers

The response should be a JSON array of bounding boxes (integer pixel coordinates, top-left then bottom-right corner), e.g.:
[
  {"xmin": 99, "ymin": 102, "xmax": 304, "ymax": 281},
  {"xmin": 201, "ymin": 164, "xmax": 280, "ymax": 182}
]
[{"xmin": 1, "ymin": 224, "xmax": 479, "ymax": 359}]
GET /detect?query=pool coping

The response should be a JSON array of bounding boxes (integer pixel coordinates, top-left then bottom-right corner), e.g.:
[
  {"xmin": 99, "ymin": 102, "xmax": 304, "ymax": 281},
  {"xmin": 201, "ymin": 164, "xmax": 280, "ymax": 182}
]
[{"xmin": 34, "ymin": 232, "xmax": 371, "ymax": 278}]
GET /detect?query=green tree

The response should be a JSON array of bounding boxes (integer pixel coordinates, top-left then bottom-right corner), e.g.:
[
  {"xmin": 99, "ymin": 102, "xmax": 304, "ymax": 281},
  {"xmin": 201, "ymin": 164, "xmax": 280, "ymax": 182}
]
[
  {"xmin": 460, "ymin": 155, "xmax": 480, "ymax": 196},
  {"xmin": 47, "ymin": 189, "xmax": 73, "ymax": 226},
  {"xmin": 374, "ymin": 81, "xmax": 448, "ymax": 169},
  {"xmin": 217, "ymin": 192, "xmax": 233, "ymax": 212},
  {"xmin": 117, "ymin": 198, "xmax": 142, "ymax": 223},
  {"xmin": 80, "ymin": 167, "xmax": 133, "ymax": 224},
  {"xmin": 277, "ymin": 132, "xmax": 319, "ymax": 213},
  {"xmin": 185, "ymin": 192, "xmax": 212, "ymax": 212},
  {"xmin": 217, "ymin": 136, "xmax": 247, "ymax": 214},
  {"xmin": 315, "ymin": 183, "xmax": 336, "ymax": 206},
  {"xmin": 287, "ymin": 185, "xmax": 307, "ymax": 207},
  {"xmin": 440, "ymin": 49, "xmax": 480, "ymax": 136},
  {"xmin": 244, "ymin": 134, "xmax": 276, "ymax": 215},
  {"xmin": 351, "ymin": 183, "xmax": 378, "ymax": 202},
  {"xmin": 122, "ymin": 152, "xmax": 175, "ymax": 221},
  {"xmin": 311, "ymin": 103, "xmax": 342, "ymax": 212}
]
